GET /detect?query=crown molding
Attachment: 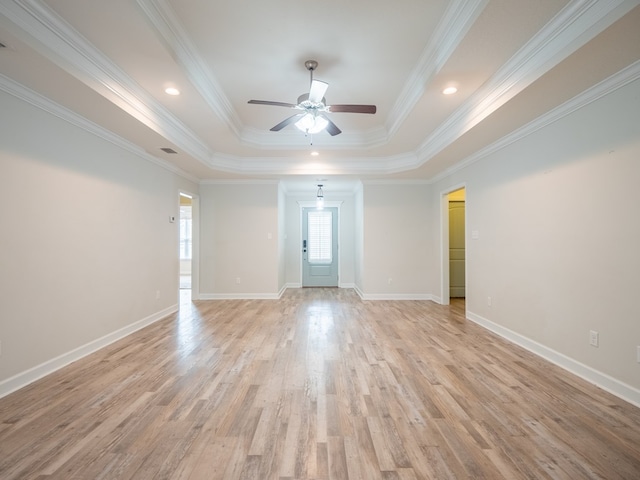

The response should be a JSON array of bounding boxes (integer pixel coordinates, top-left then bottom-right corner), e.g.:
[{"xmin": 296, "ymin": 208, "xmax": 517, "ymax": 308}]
[
  {"xmin": 199, "ymin": 179, "xmax": 280, "ymax": 186},
  {"xmin": 429, "ymin": 58, "xmax": 640, "ymax": 184},
  {"xmin": 0, "ymin": 73, "xmax": 200, "ymax": 184},
  {"xmin": 135, "ymin": 0, "xmax": 242, "ymax": 137},
  {"xmin": 206, "ymin": 151, "xmax": 419, "ymax": 176},
  {"xmin": 1, "ymin": 0, "xmax": 636, "ymax": 180},
  {"xmin": 413, "ymin": 0, "xmax": 637, "ymax": 168},
  {"xmin": 0, "ymin": 0, "xmax": 214, "ymax": 164},
  {"xmin": 386, "ymin": 0, "xmax": 488, "ymax": 137},
  {"xmin": 239, "ymin": 125, "xmax": 390, "ymax": 150},
  {"xmin": 361, "ymin": 179, "xmax": 431, "ymax": 186}
]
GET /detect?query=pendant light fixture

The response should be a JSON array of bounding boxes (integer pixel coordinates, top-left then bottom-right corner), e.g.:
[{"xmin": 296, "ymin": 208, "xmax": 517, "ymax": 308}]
[{"xmin": 316, "ymin": 184, "xmax": 324, "ymax": 210}]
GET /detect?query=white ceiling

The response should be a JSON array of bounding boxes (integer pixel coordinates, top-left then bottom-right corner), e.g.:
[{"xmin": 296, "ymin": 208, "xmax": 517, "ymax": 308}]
[{"xmin": 1, "ymin": 0, "xmax": 639, "ymax": 193}]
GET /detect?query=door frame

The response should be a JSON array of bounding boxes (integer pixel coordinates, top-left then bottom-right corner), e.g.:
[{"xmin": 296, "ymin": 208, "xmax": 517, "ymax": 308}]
[
  {"xmin": 440, "ymin": 183, "xmax": 466, "ymax": 306},
  {"xmin": 297, "ymin": 200, "xmax": 343, "ymax": 287},
  {"xmin": 179, "ymin": 189, "xmax": 199, "ymax": 301}
]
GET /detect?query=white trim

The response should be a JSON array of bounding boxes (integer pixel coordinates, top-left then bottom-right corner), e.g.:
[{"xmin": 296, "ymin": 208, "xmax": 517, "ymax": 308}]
[
  {"xmin": 0, "ymin": 0, "xmax": 214, "ymax": 165},
  {"xmin": 296, "ymin": 200, "xmax": 344, "ymax": 208},
  {"xmin": 199, "ymin": 292, "xmax": 281, "ymax": 300},
  {"xmin": 430, "ymin": 59, "xmax": 640, "ymax": 183},
  {"xmin": 414, "ymin": 0, "xmax": 637, "ymax": 169},
  {"xmin": 358, "ymin": 293, "xmax": 436, "ymax": 301},
  {"xmin": 386, "ymin": 0, "xmax": 488, "ymax": 136},
  {"xmin": 199, "ymin": 179, "xmax": 281, "ymax": 186},
  {"xmin": 136, "ymin": 0, "xmax": 242, "ymax": 137},
  {"xmin": 0, "ymin": 304, "xmax": 178, "ymax": 399},
  {"xmin": 2, "ymin": 0, "xmax": 632, "ymax": 178},
  {"xmin": 0, "ymin": 74, "xmax": 199, "ymax": 183},
  {"xmin": 467, "ymin": 311, "xmax": 640, "ymax": 409}
]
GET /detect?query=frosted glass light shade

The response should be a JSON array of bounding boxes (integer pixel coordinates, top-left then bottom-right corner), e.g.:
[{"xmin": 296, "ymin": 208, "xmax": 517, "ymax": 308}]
[{"xmin": 295, "ymin": 113, "xmax": 328, "ymax": 134}]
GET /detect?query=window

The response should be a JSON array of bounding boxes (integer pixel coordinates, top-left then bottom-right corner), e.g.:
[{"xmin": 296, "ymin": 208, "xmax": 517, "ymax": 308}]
[
  {"xmin": 179, "ymin": 205, "xmax": 192, "ymax": 260},
  {"xmin": 308, "ymin": 210, "xmax": 332, "ymax": 263}
]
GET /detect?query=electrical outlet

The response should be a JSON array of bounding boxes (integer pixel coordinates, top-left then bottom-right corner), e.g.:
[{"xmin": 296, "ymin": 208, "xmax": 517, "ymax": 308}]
[
  {"xmin": 388, "ymin": 278, "xmax": 392, "ymax": 285},
  {"xmin": 487, "ymin": 296, "xmax": 492, "ymax": 306},
  {"xmin": 156, "ymin": 290, "xmax": 160, "ymax": 300},
  {"xmin": 236, "ymin": 277, "xmax": 241, "ymax": 285},
  {"xmin": 0, "ymin": 339, "xmax": 2, "ymax": 357},
  {"xmin": 589, "ymin": 330, "xmax": 599, "ymax": 347},
  {"xmin": 637, "ymin": 346, "xmax": 640, "ymax": 364}
]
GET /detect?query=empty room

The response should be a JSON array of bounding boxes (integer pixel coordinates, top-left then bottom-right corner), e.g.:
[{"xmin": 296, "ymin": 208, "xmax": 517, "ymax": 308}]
[{"xmin": 1, "ymin": 1, "xmax": 640, "ymax": 478}]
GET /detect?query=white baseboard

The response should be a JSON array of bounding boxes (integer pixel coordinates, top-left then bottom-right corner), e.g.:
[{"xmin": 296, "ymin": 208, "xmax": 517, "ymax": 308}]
[
  {"xmin": 0, "ymin": 304, "xmax": 178, "ymax": 399},
  {"xmin": 352, "ymin": 284, "xmax": 435, "ymax": 301},
  {"xmin": 467, "ymin": 311, "xmax": 640, "ymax": 409},
  {"xmin": 359, "ymin": 292, "xmax": 435, "ymax": 301},
  {"xmin": 199, "ymin": 292, "xmax": 281, "ymax": 300}
]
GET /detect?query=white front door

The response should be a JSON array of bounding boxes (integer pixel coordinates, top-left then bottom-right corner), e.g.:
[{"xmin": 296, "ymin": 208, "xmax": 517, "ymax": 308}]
[{"xmin": 302, "ymin": 207, "xmax": 338, "ymax": 287}]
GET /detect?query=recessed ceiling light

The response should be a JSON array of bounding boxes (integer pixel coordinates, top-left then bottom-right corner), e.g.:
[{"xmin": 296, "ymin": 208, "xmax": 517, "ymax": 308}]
[
  {"xmin": 165, "ymin": 87, "xmax": 180, "ymax": 96},
  {"xmin": 310, "ymin": 151, "xmax": 319, "ymax": 156},
  {"xmin": 443, "ymin": 86, "xmax": 458, "ymax": 95}
]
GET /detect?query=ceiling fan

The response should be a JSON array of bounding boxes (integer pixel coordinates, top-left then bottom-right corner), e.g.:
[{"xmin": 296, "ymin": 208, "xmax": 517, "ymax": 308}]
[{"xmin": 248, "ymin": 60, "xmax": 376, "ymax": 137}]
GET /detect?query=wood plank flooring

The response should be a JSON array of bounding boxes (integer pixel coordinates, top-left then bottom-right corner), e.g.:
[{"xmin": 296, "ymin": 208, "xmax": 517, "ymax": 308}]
[{"xmin": 1, "ymin": 288, "xmax": 639, "ymax": 479}]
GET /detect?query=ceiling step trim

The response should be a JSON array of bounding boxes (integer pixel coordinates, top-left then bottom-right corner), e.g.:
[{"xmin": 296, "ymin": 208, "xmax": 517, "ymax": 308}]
[
  {"xmin": 429, "ymin": 58, "xmax": 640, "ymax": 184},
  {"xmin": 414, "ymin": 0, "xmax": 638, "ymax": 167},
  {"xmin": 386, "ymin": 0, "xmax": 488, "ymax": 137},
  {"xmin": 135, "ymin": 0, "xmax": 242, "ymax": 137},
  {"xmin": 0, "ymin": 0, "xmax": 214, "ymax": 166},
  {"xmin": 0, "ymin": 73, "xmax": 199, "ymax": 183}
]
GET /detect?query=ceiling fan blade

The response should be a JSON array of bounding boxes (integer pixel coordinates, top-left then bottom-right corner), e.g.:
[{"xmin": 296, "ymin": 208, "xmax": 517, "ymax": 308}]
[
  {"xmin": 321, "ymin": 115, "xmax": 342, "ymax": 136},
  {"xmin": 327, "ymin": 104, "xmax": 377, "ymax": 114},
  {"xmin": 270, "ymin": 114, "xmax": 303, "ymax": 132},
  {"xmin": 308, "ymin": 80, "xmax": 328, "ymax": 103},
  {"xmin": 248, "ymin": 100, "xmax": 298, "ymax": 108}
]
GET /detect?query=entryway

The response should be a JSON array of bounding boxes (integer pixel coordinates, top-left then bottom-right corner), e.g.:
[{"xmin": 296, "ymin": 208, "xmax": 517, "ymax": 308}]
[
  {"xmin": 441, "ymin": 186, "xmax": 466, "ymax": 305},
  {"xmin": 302, "ymin": 206, "xmax": 339, "ymax": 287}
]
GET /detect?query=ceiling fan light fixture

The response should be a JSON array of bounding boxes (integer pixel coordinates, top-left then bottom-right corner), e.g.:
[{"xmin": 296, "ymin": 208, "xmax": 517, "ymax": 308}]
[{"xmin": 295, "ymin": 113, "xmax": 328, "ymax": 134}]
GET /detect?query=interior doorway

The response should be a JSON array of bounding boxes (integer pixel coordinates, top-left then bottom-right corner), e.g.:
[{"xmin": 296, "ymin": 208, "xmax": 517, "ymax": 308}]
[
  {"xmin": 441, "ymin": 185, "xmax": 466, "ymax": 305},
  {"xmin": 448, "ymin": 191, "xmax": 466, "ymax": 298},
  {"xmin": 179, "ymin": 193, "xmax": 193, "ymax": 290}
]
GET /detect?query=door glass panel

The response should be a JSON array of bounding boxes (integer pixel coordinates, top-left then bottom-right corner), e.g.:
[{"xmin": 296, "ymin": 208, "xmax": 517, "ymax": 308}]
[{"xmin": 307, "ymin": 210, "xmax": 332, "ymax": 264}]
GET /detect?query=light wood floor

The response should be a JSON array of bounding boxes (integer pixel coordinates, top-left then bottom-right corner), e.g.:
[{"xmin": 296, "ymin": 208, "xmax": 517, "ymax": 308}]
[{"xmin": 1, "ymin": 289, "xmax": 639, "ymax": 479}]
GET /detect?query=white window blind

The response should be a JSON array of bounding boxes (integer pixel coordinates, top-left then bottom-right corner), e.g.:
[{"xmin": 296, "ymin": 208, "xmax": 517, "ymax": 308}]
[{"xmin": 308, "ymin": 210, "xmax": 332, "ymax": 264}]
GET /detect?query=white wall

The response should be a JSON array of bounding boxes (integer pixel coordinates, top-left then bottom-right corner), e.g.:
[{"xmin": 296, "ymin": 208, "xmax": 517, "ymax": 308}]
[
  {"xmin": 360, "ymin": 183, "xmax": 432, "ymax": 298},
  {"xmin": 199, "ymin": 183, "xmax": 280, "ymax": 297},
  {"xmin": 432, "ymin": 76, "xmax": 640, "ymax": 399},
  {"xmin": 0, "ymin": 90, "xmax": 197, "ymax": 394}
]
